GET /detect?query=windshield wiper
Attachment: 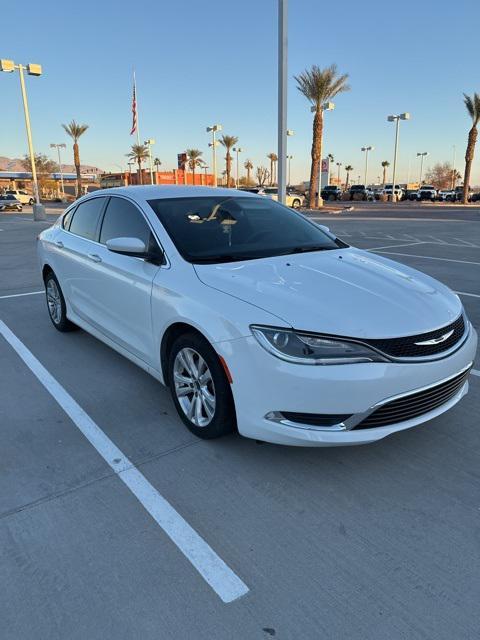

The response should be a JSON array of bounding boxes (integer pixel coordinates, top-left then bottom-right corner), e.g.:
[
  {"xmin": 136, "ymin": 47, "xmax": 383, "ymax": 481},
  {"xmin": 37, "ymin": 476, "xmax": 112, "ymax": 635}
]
[
  {"xmin": 278, "ymin": 245, "xmax": 335, "ymax": 255},
  {"xmin": 192, "ymin": 254, "xmax": 265, "ymax": 264}
]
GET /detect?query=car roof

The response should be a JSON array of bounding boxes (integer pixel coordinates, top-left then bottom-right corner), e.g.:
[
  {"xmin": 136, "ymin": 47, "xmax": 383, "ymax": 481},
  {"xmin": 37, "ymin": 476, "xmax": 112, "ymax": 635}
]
[{"xmin": 81, "ymin": 185, "xmax": 261, "ymax": 204}]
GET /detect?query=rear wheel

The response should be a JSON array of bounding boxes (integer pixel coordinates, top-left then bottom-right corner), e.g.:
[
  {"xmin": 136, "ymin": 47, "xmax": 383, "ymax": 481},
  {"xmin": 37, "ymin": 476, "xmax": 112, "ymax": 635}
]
[
  {"xmin": 29, "ymin": 198, "xmax": 34, "ymax": 205},
  {"xmin": 168, "ymin": 332, "xmax": 236, "ymax": 439},
  {"xmin": 292, "ymin": 198, "xmax": 301, "ymax": 209},
  {"xmin": 44, "ymin": 272, "xmax": 77, "ymax": 332}
]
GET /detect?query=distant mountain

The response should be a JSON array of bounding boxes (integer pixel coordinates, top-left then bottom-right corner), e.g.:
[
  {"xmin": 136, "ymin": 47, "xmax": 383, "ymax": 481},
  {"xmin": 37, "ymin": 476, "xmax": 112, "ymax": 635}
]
[{"xmin": 0, "ymin": 156, "xmax": 104, "ymax": 174}]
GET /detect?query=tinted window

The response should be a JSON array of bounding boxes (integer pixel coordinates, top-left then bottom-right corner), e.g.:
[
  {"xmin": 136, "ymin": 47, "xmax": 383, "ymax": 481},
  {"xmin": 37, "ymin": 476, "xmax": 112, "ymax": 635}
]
[
  {"xmin": 69, "ymin": 198, "xmax": 105, "ymax": 241},
  {"xmin": 148, "ymin": 196, "xmax": 346, "ymax": 264},
  {"xmin": 99, "ymin": 197, "xmax": 151, "ymax": 245}
]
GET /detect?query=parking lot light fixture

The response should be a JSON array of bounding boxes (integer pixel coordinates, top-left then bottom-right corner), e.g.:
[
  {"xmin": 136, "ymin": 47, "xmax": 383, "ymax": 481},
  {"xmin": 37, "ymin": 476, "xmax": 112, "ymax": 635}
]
[
  {"xmin": 416, "ymin": 151, "xmax": 428, "ymax": 186},
  {"xmin": 1, "ymin": 59, "xmax": 46, "ymax": 219},
  {"xmin": 387, "ymin": 113, "xmax": 410, "ymax": 202},
  {"xmin": 207, "ymin": 124, "xmax": 222, "ymax": 187},
  {"xmin": 233, "ymin": 147, "xmax": 243, "ymax": 188},
  {"xmin": 361, "ymin": 146, "xmax": 374, "ymax": 186},
  {"xmin": 50, "ymin": 143, "xmax": 66, "ymax": 199}
]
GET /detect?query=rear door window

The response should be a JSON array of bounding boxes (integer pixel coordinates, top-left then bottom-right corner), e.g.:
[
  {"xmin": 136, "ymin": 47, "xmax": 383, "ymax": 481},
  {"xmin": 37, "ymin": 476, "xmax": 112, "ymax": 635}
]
[{"xmin": 68, "ymin": 198, "xmax": 106, "ymax": 241}]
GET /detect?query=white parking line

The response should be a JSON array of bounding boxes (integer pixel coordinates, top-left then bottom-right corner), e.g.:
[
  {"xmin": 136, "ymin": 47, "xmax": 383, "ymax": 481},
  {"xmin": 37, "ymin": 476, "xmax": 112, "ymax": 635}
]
[
  {"xmin": 367, "ymin": 241, "xmax": 425, "ymax": 251},
  {"xmin": 455, "ymin": 291, "xmax": 480, "ymax": 299},
  {"xmin": 0, "ymin": 290, "xmax": 43, "ymax": 300},
  {"xmin": 472, "ymin": 369, "xmax": 480, "ymax": 377},
  {"xmin": 0, "ymin": 319, "xmax": 249, "ymax": 604},
  {"xmin": 373, "ymin": 251, "xmax": 480, "ymax": 266}
]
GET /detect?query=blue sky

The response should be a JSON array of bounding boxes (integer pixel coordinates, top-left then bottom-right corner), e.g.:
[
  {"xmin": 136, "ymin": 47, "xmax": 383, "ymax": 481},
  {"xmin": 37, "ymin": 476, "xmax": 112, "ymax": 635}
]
[{"xmin": 2, "ymin": 0, "xmax": 479, "ymax": 184}]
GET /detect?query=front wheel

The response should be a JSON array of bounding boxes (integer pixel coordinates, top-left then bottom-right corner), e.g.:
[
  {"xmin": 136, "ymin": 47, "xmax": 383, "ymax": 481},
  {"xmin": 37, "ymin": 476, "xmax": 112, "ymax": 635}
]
[
  {"xmin": 292, "ymin": 198, "xmax": 301, "ymax": 209},
  {"xmin": 168, "ymin": 333, "xmax": 236, "ymax": 439}
]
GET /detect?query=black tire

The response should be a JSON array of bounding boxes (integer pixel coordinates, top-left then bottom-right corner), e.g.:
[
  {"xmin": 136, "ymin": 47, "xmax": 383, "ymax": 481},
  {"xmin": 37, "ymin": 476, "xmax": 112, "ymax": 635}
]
[
  {"xmin": 168, "ymin": 332, "xmax": 236, "ymax": 439},
  {"xmin": 44, "ymin": 271, "xmax": 77, "ymax": 332},
  {"xmin": 292, "ymin": 198, "xmax": 301, "ymax": 209},
  {"xmin": 29, "ymin": 198, "xmax": 34, "ymax": 205}
]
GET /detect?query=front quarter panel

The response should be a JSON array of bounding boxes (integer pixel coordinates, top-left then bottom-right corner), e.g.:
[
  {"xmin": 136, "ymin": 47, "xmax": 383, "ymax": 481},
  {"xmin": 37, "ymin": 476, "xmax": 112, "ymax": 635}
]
[{"xmin": 151, "ymin": 257, "xmax": 289, "ymax": 372}]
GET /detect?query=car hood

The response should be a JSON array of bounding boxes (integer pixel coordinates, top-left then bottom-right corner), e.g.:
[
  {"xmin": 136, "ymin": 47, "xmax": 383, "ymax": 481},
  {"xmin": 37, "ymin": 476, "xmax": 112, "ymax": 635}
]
[{"xmin": 194, "ymin": 248, "xmax": 462, "ymax": 338}]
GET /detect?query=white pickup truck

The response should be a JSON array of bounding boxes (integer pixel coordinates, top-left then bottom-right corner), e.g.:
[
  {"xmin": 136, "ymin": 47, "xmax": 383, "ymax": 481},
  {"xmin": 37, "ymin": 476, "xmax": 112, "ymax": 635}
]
[{"xmin": 5, "ymin": 189, "xmax": 34, "ymax": 205}]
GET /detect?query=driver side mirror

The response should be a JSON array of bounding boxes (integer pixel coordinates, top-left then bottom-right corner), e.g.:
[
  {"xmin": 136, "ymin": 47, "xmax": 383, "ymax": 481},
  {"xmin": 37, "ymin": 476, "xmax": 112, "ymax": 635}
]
[
  {"xmin": 106, "ymin": 237, "xmax": 165, "ymax": 264},
  {"xmin": 316, "ymin": 224, "xmax": 337, "ymax": 240}
]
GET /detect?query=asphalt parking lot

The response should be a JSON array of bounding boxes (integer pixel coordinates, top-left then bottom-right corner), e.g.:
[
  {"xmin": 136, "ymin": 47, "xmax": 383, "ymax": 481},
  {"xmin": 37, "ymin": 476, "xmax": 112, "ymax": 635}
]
[{"xmin": 1, "ymin": 204, "xmax": 479, "ymax": 640}]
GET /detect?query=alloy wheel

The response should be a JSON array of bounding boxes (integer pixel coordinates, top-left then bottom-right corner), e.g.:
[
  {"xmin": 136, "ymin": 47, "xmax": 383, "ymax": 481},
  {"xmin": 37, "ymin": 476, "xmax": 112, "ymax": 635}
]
[{"xmin": 173, "ymin": 348, "xmax": 216, "ymax": 427}]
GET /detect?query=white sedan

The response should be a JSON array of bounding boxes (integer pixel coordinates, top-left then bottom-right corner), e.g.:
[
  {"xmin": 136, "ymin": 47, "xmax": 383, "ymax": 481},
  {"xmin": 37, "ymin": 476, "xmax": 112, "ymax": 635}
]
[{"xmin": 37, "ymin": 186, "xmax": 477, "ymax": 446}]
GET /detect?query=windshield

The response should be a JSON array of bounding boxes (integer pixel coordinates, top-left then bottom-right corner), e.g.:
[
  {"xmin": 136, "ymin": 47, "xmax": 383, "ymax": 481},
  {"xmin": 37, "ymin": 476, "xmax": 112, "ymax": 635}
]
[{"xmin": 148, "ymin": 196, "xmax": 346, "ymax": 263}]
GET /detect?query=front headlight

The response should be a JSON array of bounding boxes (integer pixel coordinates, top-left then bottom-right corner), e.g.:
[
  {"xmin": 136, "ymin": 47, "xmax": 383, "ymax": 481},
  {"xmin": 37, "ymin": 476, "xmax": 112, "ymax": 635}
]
[{"xmin": 251, "ymin": 326, "xmax": 389, "ymax": 365}]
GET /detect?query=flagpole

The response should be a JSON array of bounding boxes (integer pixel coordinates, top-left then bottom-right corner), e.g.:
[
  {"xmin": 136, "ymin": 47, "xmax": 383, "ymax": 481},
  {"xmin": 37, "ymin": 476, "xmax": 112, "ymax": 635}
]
[{"xmin": 133, "ymin": 70, "xmax": 140, "ymax": 146}]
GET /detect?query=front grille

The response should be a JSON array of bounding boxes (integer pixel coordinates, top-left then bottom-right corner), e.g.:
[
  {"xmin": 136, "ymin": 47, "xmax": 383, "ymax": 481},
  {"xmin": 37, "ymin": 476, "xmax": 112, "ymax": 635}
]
[
  {"xmin": 281, "ymin": 412, "xmax": 352, "ymax": 426},
  {"xmin": 354, "ymin": 367, "xmax": 470, "ymax": 430},
  {"xmin": 363, "ymin": 314, "xmax": 465, "ymax": 359}
]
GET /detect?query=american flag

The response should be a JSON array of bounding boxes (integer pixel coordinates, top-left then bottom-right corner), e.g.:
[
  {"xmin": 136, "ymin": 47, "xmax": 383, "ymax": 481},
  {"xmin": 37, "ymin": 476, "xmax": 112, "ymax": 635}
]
[{"xmin": 130, "ymin": 74, "xmax": 137, "ymax": 136}]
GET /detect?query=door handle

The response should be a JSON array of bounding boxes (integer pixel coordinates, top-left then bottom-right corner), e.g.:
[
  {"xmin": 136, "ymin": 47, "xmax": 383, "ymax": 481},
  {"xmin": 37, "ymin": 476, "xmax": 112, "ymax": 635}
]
[
  {"xmin": 55, "ymin": 240, "xmax": 64, "ymax": 248},
  {"xmin": 87, "ymin": 253, "xmax": 102, "ymax": 263}
]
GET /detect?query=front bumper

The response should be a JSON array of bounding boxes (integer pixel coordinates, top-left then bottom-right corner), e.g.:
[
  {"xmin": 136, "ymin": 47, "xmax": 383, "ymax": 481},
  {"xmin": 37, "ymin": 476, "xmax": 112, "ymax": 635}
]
[{"xmin": 217, "ymin": 324, "xmax": 477, "ymax": 446}]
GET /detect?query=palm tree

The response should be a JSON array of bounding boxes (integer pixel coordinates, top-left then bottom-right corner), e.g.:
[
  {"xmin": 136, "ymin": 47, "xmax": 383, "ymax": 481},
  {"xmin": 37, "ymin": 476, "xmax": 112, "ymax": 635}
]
[
  {"xmin": 294, "ymin": 64, "xmax": 350, "ymax": 208},
  {"xmin": 244, "ymin": 159, "xmax": 254, "ymax": 185},
  {"xmin": 344, "ymin": 165, "xmax": 353, "ymax": 189},
  {"xmin": 381, "ymin": 160, "xmax": 390, "ymax": 186},
  {"xmin": 463, "ymin": 93, "xmax": 480, "ymax": 203},
  {"xmin": 219, "ymin": 135, "xmax": 238, "ymax": 187},
  {"xmin": 127, "ymin": 144, "xmax": 149, "ymax": 185},
  {"xmin": 267, "ymin": 152, "xmax": 277, "ymax": 185},
  {"xmin": 62, "ymin": 120, "xmax": 89, "ymax": 198},
  {"xmin": 186, "ymin": 149, "xmax": 204, "ymax": 185},
  {"xmin": 154, "ymin": 157, "xmax": 162, "ymax": 173}
]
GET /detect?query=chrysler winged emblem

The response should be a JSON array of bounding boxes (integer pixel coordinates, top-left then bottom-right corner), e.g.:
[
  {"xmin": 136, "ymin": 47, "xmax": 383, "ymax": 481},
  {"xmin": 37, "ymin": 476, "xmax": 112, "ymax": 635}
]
[{"xmin": 414, "ymin": 329, "xmax": 454, "ymax": 346}]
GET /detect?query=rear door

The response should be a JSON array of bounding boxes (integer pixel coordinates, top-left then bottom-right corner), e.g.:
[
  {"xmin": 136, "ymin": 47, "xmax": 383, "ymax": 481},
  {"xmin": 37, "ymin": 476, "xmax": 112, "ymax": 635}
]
[{"xmin": 53, "ymin": 196, "xmax": 108, "ymax": 322}]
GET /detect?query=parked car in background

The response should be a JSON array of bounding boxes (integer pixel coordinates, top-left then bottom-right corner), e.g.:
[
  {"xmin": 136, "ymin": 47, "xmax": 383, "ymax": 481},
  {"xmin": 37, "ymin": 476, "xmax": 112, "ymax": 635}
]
[
  {"xmin": 381, "ymin": 184, "xmax": 404, "ymax": 200},
  {"xmin": 349, "ymin": 185, "xmax": 374, "ymax": 201},
  {"xmin": 417, "ymin": 185, "xmax": 437, "ymax": 201},
  {"xmin": 5, "ymin": 189, "xmax": 34, "ymax": 205},
  {"xmin": 436, "ymin": 190, "xmax": 456, "ymax": 202},
  {"xmin": 455, "ymin": 186, "xmax": 473, "ymax": 202},
  {"xmin": 257, "ymin": 187, "xmax": 305, "ymax": 209},
  {"xmin": 37, "ymin": 185, "xmax": 477, "ymax": 446},
  {"xmin": 0, "ymin": 194, "xmax": 23, "ymax": 212},
  {"xmin": 321, "ymin": 185, "xmax": 343, "ymax": 201},
  {"xmin": 404, "ymin": 189, "xmax": 419, "ymax": 201}
]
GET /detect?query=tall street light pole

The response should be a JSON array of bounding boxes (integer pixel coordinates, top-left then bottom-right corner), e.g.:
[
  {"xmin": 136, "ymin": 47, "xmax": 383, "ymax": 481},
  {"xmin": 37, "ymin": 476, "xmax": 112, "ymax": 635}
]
[
  {"xmin": 50, "ymin": 143, "xmax": 66, "ymax": 200},
  {"xmin": 207, "ymin": 124, "xmax": 222, "ymax": 187},
  {"xmin": 416, "ymin": 151, "xmax": 428, "ymax": 185},
  {"xmin": 361, "ymin": 146, "xmax": 374, "ymax": 186},
  {"xmin": 1, "ymin": 59, "xmax": 46, "ymax": 220},
  {"xmin": 277, "ymin": 0, "xmax": 288, "ymax": 205},
  {"xmin": 287, "ymin": 155, "xmax": 293, "ymax": 186},
  {"xmin": 452, "ymin": 145, "xmax": 457, "ymax": 189},
  {"xmin": 144, "ymin": 138, "xmax": 156, "ymax": 184},
  {"xmin": 387, "ymin": 113, "xmax": 410, "ymax": 202},
  {"xmin": 233, "ymin": 147, "xmax": 243, "ymax": 188}
]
